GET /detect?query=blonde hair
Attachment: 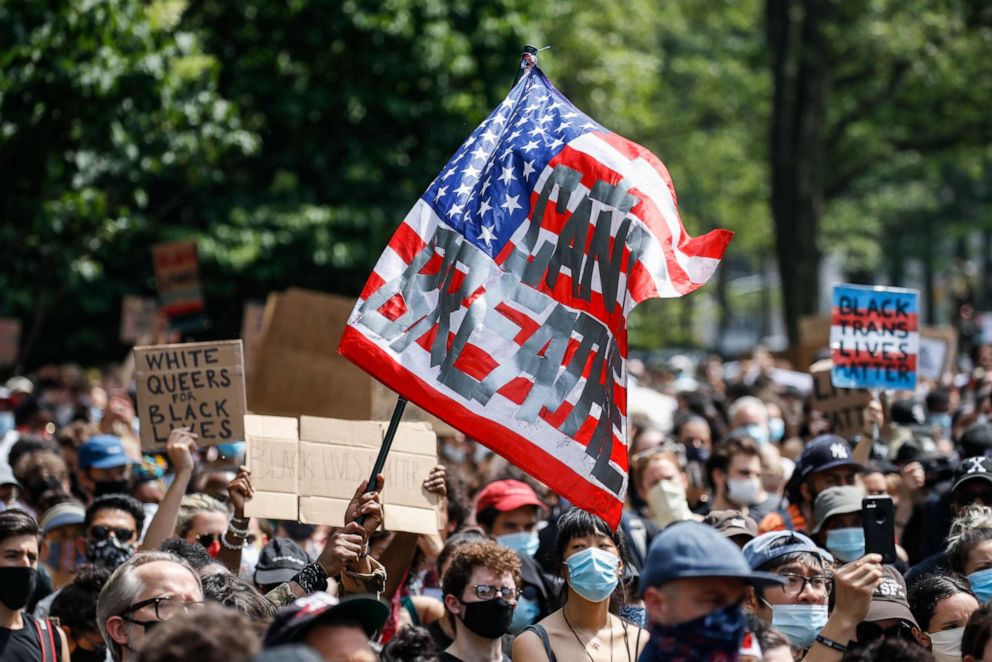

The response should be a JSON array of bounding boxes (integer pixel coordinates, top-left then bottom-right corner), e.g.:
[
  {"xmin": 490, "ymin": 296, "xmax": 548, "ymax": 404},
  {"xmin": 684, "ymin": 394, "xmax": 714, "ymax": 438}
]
[
  {"xmin": 946, "ymin": 505, "xmax": 992, "ymax": 573},
  {"xmin": 176, "ymin": 493, "xmax": 228, "ymax": 538}
]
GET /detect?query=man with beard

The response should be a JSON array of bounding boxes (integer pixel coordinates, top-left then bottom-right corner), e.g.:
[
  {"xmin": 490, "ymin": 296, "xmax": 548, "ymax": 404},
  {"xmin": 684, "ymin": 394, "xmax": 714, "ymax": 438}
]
[
  {"xmin": 759, "ymin": 435, "xmax": 863, "ymax": 534},
  {"xmin": 0, "ymin": 509, "xmax": 70, "ymax": 661}
]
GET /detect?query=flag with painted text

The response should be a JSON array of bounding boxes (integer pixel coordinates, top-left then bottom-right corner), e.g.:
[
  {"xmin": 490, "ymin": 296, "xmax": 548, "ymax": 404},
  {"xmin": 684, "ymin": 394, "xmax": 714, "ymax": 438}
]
[{"xmin": 339, "ymin": 66, "xmax": 733, "ymax": 527}]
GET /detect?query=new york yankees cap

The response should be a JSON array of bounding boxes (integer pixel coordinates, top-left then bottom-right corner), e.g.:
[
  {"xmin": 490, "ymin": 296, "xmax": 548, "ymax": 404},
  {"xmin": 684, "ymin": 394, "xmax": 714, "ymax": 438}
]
[
  {"xmin": 795, "ymin": 434, "xmax": 863, "ymax": 480},
  {"xmin": 952, "ymin": 456, "xmax": 992, "ymax": 493}
]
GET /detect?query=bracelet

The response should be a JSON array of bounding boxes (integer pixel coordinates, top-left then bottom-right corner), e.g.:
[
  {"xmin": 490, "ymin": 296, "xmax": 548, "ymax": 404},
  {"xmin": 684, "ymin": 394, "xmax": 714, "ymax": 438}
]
[
  {"xmin": 220, "ymin": 531, "xmax": 244, "ymax": 551},
  {"xmin": 814, "ymin": 634, "xmax": 848, "ymax": 653},
  {"xmin": 227, "ymin": 521, "xmax": 250, "ymax": 537},
  {"xmin": 293, "ymin": 562, "xmax": 328, "ymax": 593}
]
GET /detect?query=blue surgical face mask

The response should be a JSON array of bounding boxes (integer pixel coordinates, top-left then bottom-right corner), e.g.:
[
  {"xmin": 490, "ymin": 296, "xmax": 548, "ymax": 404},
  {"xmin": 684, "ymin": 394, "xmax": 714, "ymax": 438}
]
[
  {"xmin": 509, "ymin": 595, "xmax": 541, "ymax": 633},
  {"xmin": 564, "ymin": 547, "xmax": 620, "ymax": 603},
  {"xmin": 739, "ymin": 423, "xmax": 769, "ymax": 445},
  {"xmin": 769, "ymin": 417, "xmax": 786, "ymax": 442},
  {"xmin": 497, "ymin": 531, "xmax": 540, "ymax": 558},
  {"xmin": 969, "ymin": 568, "xmax": 992, "ymax": 603},
  {"xmin": 825, "ymin": 527, "xmax": 865, "ymax": 562},
  {"xmin": 928, "ymin": 413, "xmax": 952, "ymax": 431},
  {"xmin": 441, "ymin": 444, "xmax": 466, "ymax": 464},
  {"xmin": 771, "ymin": 603, "xmax": 829, "ymax": 649},
  {"xmin": 0, "ymin": 411, "xmax": 14, "ymax": 436}
]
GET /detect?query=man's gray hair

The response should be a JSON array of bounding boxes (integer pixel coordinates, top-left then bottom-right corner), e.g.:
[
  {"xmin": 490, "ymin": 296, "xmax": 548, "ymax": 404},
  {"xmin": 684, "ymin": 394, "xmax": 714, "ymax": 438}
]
[
  {"xmin": 728, "ymin": 395, "xmax": 767, "ymax": 425},
  {"xmin": 97, "ymin": 551, "xmax": 202, "ymax": 661}
]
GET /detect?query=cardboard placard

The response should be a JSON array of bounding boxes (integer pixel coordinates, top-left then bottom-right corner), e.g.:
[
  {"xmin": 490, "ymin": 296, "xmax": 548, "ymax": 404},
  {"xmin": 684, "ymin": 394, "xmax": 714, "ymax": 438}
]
[
  {"xmin": 810, "ymin": 360, "xmax": 872, "ymax": 440},
  {"xmin": 134, "ymin": 340, "xmax": 246, "ymax": 450},
  {"xmin": 247, "ymin": 288, "xmax": 455, "ymax": 435},
  {"xmin": 918, "ymin": 326, "xmax": 957, "ymax": 381},
  {"xmin": 244, "ymin": 414, "xmax": 441, "ymax": 535},
  {"xmin": 830, "ymin": 284, "xmax": 919, "ymax": 390},
  {"xmin": 0, "ymin": 318, "xmax": 21, "ymax": 367},
  {"xmin": 120, "ymin": 296, "xmax": 159, "ymax": 344},
  {"xmin": 152, "ymin": 240, "xmax": 206, "ymax": 330},
  {"xmin": 240, "ymin": 301, "xmax": 266, "ymax": 375}
]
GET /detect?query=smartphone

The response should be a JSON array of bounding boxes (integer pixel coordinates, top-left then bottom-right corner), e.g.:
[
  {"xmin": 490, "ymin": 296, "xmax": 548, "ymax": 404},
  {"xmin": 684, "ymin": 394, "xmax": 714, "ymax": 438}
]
[{"xmin": 862, "ymin": 496, "xmax": 897, "ymax": 564}]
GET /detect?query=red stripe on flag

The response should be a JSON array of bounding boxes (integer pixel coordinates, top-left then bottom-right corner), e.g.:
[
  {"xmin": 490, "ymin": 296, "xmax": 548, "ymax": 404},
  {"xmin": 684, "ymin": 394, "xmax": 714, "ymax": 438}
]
[
  {"xmin": 452, "ymin": 343, "xmax": 500, "ymax": 382},
  {"xmin": 497, "ymin": 377, "xmax": 534, "ymax": 405},
  {"xmin": 360, "ymin": 272, "xmax": 386, "ymax": 301},
  {"xmin": 339, "ymin": 326, "xmax": 624, "ymax": 528},
  {"xmin": 389, "ymin": 221, "xmax": 429, "ymax": 265}
]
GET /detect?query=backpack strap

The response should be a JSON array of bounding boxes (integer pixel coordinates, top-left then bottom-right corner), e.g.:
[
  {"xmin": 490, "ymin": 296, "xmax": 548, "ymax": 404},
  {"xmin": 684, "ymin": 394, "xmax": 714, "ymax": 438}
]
[
  {"xmin": 31, "ymin": 615, "xmax": 59, "ymax": 662},
  {"xmin": 524, "ymin": 624, "xmax": 558, "ymax": 662}
]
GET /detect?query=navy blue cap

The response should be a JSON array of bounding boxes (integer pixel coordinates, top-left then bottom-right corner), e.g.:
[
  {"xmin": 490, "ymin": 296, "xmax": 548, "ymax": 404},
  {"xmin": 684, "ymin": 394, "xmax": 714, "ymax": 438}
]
[
  {"xmin": 639, "ymin": 521, "xmax": 785, "ymax": 594},
  {"xmin": 742, "ymin": 530, "xmax": 833, "ymax": 570},
  {"xmin": 78, "ymin": 435, "xmax": 136, "ymax": 470},
  {"xmin": 796, "ymin": 434, "xmax": 862, "ymax": 479}
]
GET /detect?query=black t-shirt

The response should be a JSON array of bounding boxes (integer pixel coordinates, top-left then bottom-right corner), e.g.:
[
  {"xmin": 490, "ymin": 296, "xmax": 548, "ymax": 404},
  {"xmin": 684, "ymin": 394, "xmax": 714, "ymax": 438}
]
[
  {"xmin": 0, "ymin": 614, "xmax": 62, "ymax": 662},
  {"xmin": 438, "ymin": 651, "xmax": 510, "ymax": 662}
]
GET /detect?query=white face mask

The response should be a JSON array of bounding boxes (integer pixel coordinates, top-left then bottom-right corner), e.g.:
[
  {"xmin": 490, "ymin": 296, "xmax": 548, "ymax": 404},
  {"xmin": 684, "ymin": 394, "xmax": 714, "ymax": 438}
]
[
  {"xmin": 726, "ymin": 476, "xmax": 761, "ymax": 506},
  {"xmin": 928, "ymin": 626, "xmax": 964, "ymax": 662},
  {"xmin": 647, "ymin": 479, "xmax": 692, "ymax": 528}
]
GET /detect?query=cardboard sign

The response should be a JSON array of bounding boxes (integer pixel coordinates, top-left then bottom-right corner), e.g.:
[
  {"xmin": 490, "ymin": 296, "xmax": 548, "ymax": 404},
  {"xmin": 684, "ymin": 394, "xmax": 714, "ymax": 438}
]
[
  {"xmin": 918, "ymin": 326, "xmax": 957, "ymax": 381},
  {"xmin": 247, "ymin": 288, "xmax": 455, "ymax": 435},
  {"xmin": 0, "ymin": 318, "xmax": 21, "ymax": 367},
  {"xmin": 811, "ymin": 360, "xmax": 872, "ymax": 440},
  {"xmin": 120, "ymin": 296, "xmax": 159, "ymax": 344},
  {"xmin": 152, "ymin": 240, "xmax": 206, "ymax": 331},
  {"xmin": 240, "ymin": 301, "xmax": 267, "ymax": 375},
  {"xmin": 830, "ymin": 284, "xmax": 919, "ymax": 390},
  {"xmin": 244, "ymin": 415, "xmax": 441, "ymax": 535},
  {"xmin": 134, "ymin": 340, "xmax": 246, "ymax": 450}
]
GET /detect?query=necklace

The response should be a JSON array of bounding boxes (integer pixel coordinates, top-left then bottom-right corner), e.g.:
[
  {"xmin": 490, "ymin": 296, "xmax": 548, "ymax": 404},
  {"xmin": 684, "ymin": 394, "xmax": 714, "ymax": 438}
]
[{"xmin": 563, "ymin": 609, "xmax": 614, "ymax": 662}]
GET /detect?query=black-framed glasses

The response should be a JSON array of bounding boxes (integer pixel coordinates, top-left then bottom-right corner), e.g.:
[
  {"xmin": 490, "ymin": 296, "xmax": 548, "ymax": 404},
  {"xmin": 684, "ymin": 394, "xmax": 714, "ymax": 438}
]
[
  {"xmin": 123, "ymin": 596, "xmax": 204, "ymax": 622},
  {"xmin": 90, "ymin": 525, "xmax": 135, "ymax": 542},
  {"xmin": 856, "ymin": 620, "xmax": 915, "ymax": 643},
  {"xmin": 471, "ymin": 584, "xmax": 519, "ymax": 601},
  {"xmin": 775, "ymin": 573, "xmax": 833, "ymax": 597}
]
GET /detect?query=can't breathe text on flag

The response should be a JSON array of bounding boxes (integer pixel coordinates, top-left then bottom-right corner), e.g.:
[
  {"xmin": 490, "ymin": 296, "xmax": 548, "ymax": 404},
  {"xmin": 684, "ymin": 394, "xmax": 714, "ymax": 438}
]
[{"xmin": 339, "ymin": 64, "xmax": 733, "ymax": 528}]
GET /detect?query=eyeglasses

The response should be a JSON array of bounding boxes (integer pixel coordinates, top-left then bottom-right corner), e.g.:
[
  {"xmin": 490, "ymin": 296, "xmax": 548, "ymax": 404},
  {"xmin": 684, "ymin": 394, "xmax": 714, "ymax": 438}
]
[
  {"xmin": 90, "ymin": 525, "xmax": 135, "ymax": 542},
  {"xmin": 775, "ymin": 573, "xmax": 833, "ymax": 597},
  {"xmin": 856, "ymin": 620, "xmax": 915, "ymax": 643},
  {"xmin": 471, "ymin": 584, "xmax": 519, "ymax": 601},
  {"xmin": 123, "ymin": 596, "xmax": 205, "ymax": 623}
]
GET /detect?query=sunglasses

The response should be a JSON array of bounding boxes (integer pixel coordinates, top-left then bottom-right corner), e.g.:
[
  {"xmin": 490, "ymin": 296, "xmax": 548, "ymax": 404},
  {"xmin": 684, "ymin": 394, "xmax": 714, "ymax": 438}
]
[{"xmin": 90, "ymin": 525, "xmax": 135, "ymax": 542}]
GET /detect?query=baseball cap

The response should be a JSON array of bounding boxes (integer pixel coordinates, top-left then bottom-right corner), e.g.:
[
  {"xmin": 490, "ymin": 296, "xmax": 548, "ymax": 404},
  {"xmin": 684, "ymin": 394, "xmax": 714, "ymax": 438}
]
[
  {"xmin": 254, "ymin": 537, "xmax": 310, "ymax": 586},
  {"xmin": 639, "ymin": 521, "xmax": 785, "ymax": 594},
  {"xmin": 890, "ymin": 399, "xmax": 924, "ymax": 425},
  {"xmin": 810, "ymin": 486, "xmax": 864, "ymax": 534},
  {"xmin": 263, "ymin": 592, "xmax": 389, "ymax": 647},
  {"xmin": 475, "ymin": 479, "xmax": 546, "ymax": 515},
  {"xmin": 743, "ymin": 530, "xmax": 833, "ymax": 570},
  {"xmin": 702, "ymin": 510, "xmax": 758, "ymax": 541},
  {"xmin": 795, "ymin": 435, "xmax": 862, "ymax": 480},
  {"xmin": 952, "ymin": 456, "xmax": 992, "ymax": 493},
  {"xmin": 78, "ymin": 435, "xmax": 135, "ymax": 470},
  {"xmin": 40, "ymin": 501, "xmax": 86, "ymax": 535},
  {"xmin": 863, "ymin": 566, "xmax": 917, "ymax": 627}
]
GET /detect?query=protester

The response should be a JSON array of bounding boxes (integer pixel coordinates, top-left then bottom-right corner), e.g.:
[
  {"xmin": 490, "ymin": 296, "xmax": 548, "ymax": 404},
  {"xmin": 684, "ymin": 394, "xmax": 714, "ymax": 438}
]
[
  {"xmin": 963, "ymin": 603, "xmax": 992, "ymax": 662},
  {"xmin": 134, "ymin": 602, "xmax": 260, "ymax": 662},
  {"xmin": 513, "ymin": 507, "xmax": 647, "ymax": 660},
  {"xmin": 438, "ymin": 539, "xmax": 519, "ymax": 661},
  {"xmin": 77, "ymin": 434, "xmax": 137, "ymax": 501},
  {"xmin": 635, "ymin": 520, "xmax": 785, "ymax": 661},
  {"xmin": 97, "ymin": 550, "xmax": 204, "ymax": 661},
  {"xmin": 849, "ymin": 566, "xmax": 924, "ymax": 652},
  {"xmin": 201, "ymin": 571, "xmax": 277, "ymax": 621},
  {"xmin": 946, "ymin": 505, "xmax": 992, "ymax": 602},
  {"xmin": 263, "ymin": 591, "xmax": 388, "ymax": 662},
  {"xmin": 474, "ymin": 480, "xmax": 560, "ymax": 629},
  {"xmin": 255, "ymin": 538, "xmax": 311, "ymax": 594},
  {"xmin": 0, "ymin": 508, "xmax": 70, "ymax": 660},
  {"xmin": 702, "ymin": 509, "xmax": 758, "ymax": 548},
  {"xmin": 38, "ymin": 499, "xmax": 87, "ymax": 589},
  {"xmin": 907, "ymin": 573, "xmax": 979, "ymax": 661},
  {"xmin": 50, "ymin": 563, "xmax": 111, "ymax": 662},
  {"xmin": 705, "ymin": 436, "xmax": 766, "ymax": 517},
  {"xmin": 809, "ymin": 486, "xmax": 866, "ymax": 562}
]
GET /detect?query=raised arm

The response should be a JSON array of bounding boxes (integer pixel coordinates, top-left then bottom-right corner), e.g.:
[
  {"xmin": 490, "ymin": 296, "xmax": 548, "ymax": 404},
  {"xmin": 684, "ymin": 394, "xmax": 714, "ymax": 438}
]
[{"xmin": 139, "ymin": 428, "xmax": 197, "ymax": 551}]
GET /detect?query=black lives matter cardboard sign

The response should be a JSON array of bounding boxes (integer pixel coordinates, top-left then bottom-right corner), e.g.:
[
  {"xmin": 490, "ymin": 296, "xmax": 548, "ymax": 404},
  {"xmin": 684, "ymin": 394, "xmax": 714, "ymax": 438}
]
[{"xmin": 134, "ymin": 340, "xmax": 246, "ymax": 450}]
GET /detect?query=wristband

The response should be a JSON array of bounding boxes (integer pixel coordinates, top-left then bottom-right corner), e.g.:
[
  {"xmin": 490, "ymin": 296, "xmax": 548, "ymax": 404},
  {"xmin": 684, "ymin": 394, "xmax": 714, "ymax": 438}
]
[
  {"xmin": 220, "ymin": 532, "xmax": 244, "ymax": 551},
  {"xmin": 293, "ymin": 562, "xmax": 329, "ymax": 593},
  {"xmin": 227, "ymin": 521, "xmax": 250, "ymax": 537},
  {"xmin": 814, "ymin": 634, "xmax": 847, "ymax": 653}
]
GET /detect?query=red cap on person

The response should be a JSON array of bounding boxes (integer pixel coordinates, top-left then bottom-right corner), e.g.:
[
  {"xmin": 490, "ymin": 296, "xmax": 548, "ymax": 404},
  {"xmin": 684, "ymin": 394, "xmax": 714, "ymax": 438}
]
[{"xmin": 475, "ymin": 480, "xmax": 546, "ymax": 515}]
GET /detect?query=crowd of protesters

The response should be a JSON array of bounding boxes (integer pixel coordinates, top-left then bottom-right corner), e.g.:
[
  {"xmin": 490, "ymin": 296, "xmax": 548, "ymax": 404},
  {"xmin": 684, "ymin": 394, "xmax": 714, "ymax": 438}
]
[{"xmin": 4, "ymin": 342, "xmax": 992, "ymax": 661}]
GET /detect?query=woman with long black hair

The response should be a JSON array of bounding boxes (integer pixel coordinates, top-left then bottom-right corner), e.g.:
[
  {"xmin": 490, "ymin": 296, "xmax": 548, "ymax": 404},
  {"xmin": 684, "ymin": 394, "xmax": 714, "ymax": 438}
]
[{"xmin": 511, "ymin": 508, "xmax": 647, "ymax": 661}]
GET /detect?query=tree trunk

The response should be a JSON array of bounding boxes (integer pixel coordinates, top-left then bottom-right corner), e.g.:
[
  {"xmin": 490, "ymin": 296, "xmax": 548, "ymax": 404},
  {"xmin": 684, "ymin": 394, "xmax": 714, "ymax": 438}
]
[{"xmin": 766, "ymin": 0, "xmax": 832, "ymax": 346}]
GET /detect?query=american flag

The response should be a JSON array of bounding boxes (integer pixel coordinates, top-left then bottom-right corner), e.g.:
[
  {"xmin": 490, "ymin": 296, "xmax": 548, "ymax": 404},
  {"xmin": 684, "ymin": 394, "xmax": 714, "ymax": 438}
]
[{"xmin": 339, "ymin": 65, "xmax": 732, "ymax": 527}]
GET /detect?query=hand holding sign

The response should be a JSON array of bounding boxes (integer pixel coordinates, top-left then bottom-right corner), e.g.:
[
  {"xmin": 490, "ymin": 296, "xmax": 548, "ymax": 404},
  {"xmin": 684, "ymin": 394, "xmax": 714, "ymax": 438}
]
[
  {"xmin": 166, "ymin": 427, "xmax": 198, "ymax": 474},
  {"xmin": 228, "ymin": 466, "xmax": 254, "ymax": 517},
  {"xmin": 317, "ymin": 522, "xmax": 369, "ymax": 577}
]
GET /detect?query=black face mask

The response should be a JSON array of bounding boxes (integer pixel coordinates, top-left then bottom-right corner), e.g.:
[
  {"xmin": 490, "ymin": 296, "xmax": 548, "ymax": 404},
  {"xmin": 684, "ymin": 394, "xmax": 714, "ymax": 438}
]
[
  {"xmin": 0, "ymin": 566, "xmax": 37, "ymax": 610},
  {"xmin": 86, "ymin": 537, "xmax": 134, "ymax": 569},
  {"xmin": 458, "ymin": 597, "xmax": 515, "ymax": 639},
  {"xmin": 94, "ymin": 480, "xmax": 129, "ymax": 497},
  {"xmin": 72, "ymin": 645, "xmax": 108, "ymax": 662}
]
